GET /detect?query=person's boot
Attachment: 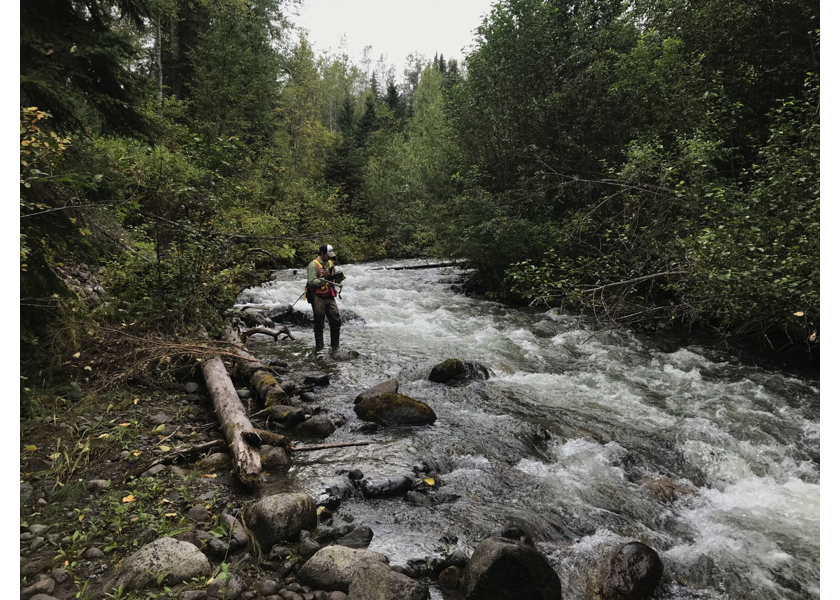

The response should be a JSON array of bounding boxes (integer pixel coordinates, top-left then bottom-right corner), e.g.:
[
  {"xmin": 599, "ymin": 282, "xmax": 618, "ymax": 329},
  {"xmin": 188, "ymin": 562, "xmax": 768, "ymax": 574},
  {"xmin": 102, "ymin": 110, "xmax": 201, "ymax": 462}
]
[
  {"xmin": 315, "ymin": 330, "xmax": 324, "ymax": 352},
  {"xmin": 330, "ymin": 327, "xmax": 340, "ymax": 348}
]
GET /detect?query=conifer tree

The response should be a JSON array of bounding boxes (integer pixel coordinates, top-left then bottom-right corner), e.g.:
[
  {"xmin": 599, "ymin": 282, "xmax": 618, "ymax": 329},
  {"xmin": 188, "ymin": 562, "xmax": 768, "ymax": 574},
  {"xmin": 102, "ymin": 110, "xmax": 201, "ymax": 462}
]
[{"xmin": 20, "ymin": 0, "xmax": 154, "ymax": 135}]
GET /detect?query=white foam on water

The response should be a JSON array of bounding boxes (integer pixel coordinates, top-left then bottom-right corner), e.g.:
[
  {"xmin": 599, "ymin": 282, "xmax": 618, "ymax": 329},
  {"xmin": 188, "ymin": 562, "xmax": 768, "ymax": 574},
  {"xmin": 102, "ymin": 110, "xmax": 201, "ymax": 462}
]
[{"xmin": 666, "ymin": 475, "xmax": 819, "ymax": 599}]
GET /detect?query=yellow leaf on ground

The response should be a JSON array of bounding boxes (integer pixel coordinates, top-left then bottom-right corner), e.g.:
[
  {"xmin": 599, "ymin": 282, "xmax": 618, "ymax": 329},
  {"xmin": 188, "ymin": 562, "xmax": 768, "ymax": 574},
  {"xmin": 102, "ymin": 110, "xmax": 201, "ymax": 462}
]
[
  {"xmin": 134, "ymin": 398, "xmax": 139, "ymax": 404},
  {"xmin": 793, "ymin": 311, "xmax": 805, "ymax": 317},
  {"xmin": 72, "ymin": 352, "xmax": 80, "ymax": 358},
  {"xmin": 84, "ymin": 366, "xmax": 92, "ymax": 371},
  {"xmin": 159, "ymin": 445, "xmax": 171, "ymax": 452},
  {"xmin": 23, "ymin": 445, "xmax": 37, "ymax": 452},
  {"xmin": 423, "ymin": 478, "xmax": 435, "ymax": 486},
  {"xmin": 78, "ymin": 513, "xmax": 85, "ymax": 521},
  {"xmin": 97, "ymin": 434, "xmax": 110, "ymax": 440},
  {"xmin": 119, "ymin": 423, "xmax": 131, "ymax": 427},
  {"xmin": 122, "ymin": 495, "xmax": 135, "ymax": 503},
  {"xmin": 158, "ymin": 498, "xmax": 173, "ymax": 505},
  {"xmin": 202, "ymin": 474, "xmax": 217, "ymax": 478},
  {"xmin": 132, "ymin": 450, "xmax": 142, "ymax": 457},
  {"xmin": 164, "ymin": 513, "xmax": 177, "ymax": 517}
]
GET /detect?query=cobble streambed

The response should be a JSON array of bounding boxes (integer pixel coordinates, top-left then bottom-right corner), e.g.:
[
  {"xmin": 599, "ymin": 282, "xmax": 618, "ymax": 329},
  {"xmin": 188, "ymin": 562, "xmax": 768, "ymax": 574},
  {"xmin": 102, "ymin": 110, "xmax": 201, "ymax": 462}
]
[{"xmin": 239, "ymin": 259, "xmax": 820, "ymax": 600}]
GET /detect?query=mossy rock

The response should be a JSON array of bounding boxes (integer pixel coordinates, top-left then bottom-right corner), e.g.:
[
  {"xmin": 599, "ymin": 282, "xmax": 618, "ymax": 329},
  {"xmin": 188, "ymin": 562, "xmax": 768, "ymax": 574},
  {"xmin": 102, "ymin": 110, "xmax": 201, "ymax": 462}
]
[
  {"xmin": 354, "ymin": 393, "xmax": 436, "ymax": 427},
  {"xmin": 264, "ymin": 387, "xmax": 290, "ymax": 408},
  {"xmin": 429, "ymin": 358, "xmax": 464, "ymax": 383},
  {"xmin": 430, "ymin": 358, "xmax": 489, "ymax": 383}
]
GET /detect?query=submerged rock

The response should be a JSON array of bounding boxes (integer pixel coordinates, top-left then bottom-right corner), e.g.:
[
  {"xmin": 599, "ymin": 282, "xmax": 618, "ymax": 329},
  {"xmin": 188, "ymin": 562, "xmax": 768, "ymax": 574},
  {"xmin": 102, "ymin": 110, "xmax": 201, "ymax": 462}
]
[
  {"xmin": 354, "ymin": 393, "xmax": 436, "ymax": 427},
  {"xmin": 361, "ymin": 476, "xmax": 414, "ymax": 498},
  {"xmin": 429, "ymin": 358, "xmax": 490, "ymax": 384},
  {"xmin": 460, "ymin": 536, "xmax": 561, "ymax": 600},
  {"xmin": 336, "ymin": 525, "xmax": 374, "ymax": 549}
]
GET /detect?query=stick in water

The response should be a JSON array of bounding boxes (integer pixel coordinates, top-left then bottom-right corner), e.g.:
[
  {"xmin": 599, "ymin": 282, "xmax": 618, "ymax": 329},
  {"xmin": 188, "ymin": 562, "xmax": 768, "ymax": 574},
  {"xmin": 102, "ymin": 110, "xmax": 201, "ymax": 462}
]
[{"xmin": 291, "ymin": 441, "xmax": 372, "ymax": 452}]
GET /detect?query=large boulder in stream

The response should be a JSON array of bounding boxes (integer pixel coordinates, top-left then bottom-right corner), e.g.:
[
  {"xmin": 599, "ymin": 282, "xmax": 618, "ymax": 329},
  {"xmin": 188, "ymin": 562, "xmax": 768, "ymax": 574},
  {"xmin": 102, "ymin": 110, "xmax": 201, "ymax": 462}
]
[
  {"xmin": 599, "ymin": 542, "xmax": 664, "ymax": 600},
  {"xmin": 355, "ymin": 379, "xmax": 399, "ymax": 404},
  {"xmin": 349, "ymin": 560, "xmax": 430, "ymax": 600},
  {"xmin": 354, "ymin": 393, "xmax": 436, "ymax": 427},
  {"xmin": 460, "ymin": 536, "xmax": 562, "ymax": 600},
  {"xmin": 429, "ymin": 358, "xmax": 490, "ymax": 384},
  {"xmin": 245, "ymin": 493, "xmax": 316, "ymax": 550},
  {"xmin": 294, "ymin": 413, "xmax": 337, "ymax": 438},
  {"xmin": 297, "ymin": 545, "xmax": 389, "ymax": 592}
]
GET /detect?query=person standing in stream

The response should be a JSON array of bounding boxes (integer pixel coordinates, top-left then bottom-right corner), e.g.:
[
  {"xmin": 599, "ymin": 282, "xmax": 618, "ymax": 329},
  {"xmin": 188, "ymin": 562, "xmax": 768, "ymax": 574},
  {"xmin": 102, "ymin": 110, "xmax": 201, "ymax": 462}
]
[{"xmin": 306, "ymin": 244, "xmax": 344, "ymax": 351}]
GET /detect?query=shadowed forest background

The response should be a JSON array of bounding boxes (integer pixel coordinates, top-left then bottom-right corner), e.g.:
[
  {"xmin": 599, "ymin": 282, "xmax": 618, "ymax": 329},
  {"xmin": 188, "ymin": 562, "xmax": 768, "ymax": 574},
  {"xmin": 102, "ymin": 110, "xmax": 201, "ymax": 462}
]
[{"xmin": 20, "ymin": 0, "xmax": 819, "ymax": 411}]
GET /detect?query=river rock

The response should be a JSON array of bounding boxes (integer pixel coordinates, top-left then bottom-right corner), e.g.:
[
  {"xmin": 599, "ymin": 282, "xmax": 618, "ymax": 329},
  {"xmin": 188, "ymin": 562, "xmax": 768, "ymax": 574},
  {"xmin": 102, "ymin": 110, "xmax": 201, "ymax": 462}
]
[
  {"xmin": 300, "ymin": 537, "xmax": 321, "ymax": 558},
  {"xmin": 21, "ymin": 578, "xmax": 55, "ymax": 599},
  {"xmin": 262, "ymin": 446, "xmax": 293, "ymax": 470},
  {"xmin": 600, "ymin": 542, "xmax": 664, "ymax": 600},
  {"xmin": 438, "ymin": 566, "xmax": 462, "ymax": 588},
  {"xmin": 269, "ymin": 405, "xmax": 307, "ymax": 428},
  {"xmin": 336, "ymin": 525, "xmax": 374, "ymax": 549},
  {"xmin": 354, "ymin": 394, "xmax": 436, "ymax": 427},
  {"xmin": 642, "ymin": 478, "xmax": 692, "ymax": 504},
  {"xmin": 295, "ymin": 414, "xmax": 337, "ymax": 438},
  {"xmin": 304, "ymin": 373, "xmax": 330, "ymax": 386},
  {"xmin": 297, "ymin": 545, "xmax": 389, "ymax": 593},
  {"xmin": 348, "ymin": 560, "xmax": 430, "ymax": 600},
  {"xmin": 198, "ymin": 452, "xmax": 230, "ymax": 471},
  {"xmin": 245, "ymin": 493, "xmax": 317, "ymax": 550},
  {"xmin": 266, "ymin": 303, "xmax": 293, "ymax": 322},
  {"xmin": 105, "ymin": 537, "xmax": 211, "ymax": 593},
  {"xmin": 460, "ymin": 537, "xmax": 561, "ymax": 600},
  {"xmin": 243, "ymin": 308, "xmax": 274, "ymax": 328},
  {"xmin": 429, "ymin": 358, "xmax": 490, "ymax": 384},
  {"xmin": 220, "ymin": 512, "xmax": 250, "ymax": 549},
  {"xmin": 354, "ymin": 379, "xmax": 399, "ymax": 405},
  {"xmin": 196, "ymin": 530, "xmax": 229, "ymax": 558},
  {"xmin": 361, "ymin": 476, "xmax": 414, "ymax": 498},
  {"xmin": 340, "ymin": 309, "xmax": 366, "ymax": 325},
  {"xmin": 207, "ymin": 572, "xmax": 244, "ymax": 599}
]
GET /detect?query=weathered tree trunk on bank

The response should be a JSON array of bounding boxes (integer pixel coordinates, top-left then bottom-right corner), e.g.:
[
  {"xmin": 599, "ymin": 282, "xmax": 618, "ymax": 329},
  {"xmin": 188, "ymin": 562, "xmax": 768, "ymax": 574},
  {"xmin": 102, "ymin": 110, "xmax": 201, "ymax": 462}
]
[
  {"xmin": 202, "ymin": 355, "xmax": 262, "ymax": 485},
  {"xmin": 222, "ymin": 327, "xmax": 295, "ymax": 407}
]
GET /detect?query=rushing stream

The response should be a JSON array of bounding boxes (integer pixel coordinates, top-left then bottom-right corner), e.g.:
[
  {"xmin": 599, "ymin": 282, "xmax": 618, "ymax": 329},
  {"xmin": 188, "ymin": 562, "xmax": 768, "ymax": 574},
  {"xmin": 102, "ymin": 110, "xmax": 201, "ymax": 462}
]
[{"xmin": 237, "ymin": 259, "xmax": 820, "ymax": 600}]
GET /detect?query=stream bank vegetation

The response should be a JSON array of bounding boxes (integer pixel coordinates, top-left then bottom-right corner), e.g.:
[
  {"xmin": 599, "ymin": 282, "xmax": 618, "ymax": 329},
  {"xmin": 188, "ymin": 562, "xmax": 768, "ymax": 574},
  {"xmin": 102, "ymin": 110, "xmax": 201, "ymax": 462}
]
[
  {"xmin": 21, "ymin": 0, "xmax": 818, "ymax": 406},
  {"xmin": 18, "ymin": 1, "xmax": 819, "ymax": 597}
]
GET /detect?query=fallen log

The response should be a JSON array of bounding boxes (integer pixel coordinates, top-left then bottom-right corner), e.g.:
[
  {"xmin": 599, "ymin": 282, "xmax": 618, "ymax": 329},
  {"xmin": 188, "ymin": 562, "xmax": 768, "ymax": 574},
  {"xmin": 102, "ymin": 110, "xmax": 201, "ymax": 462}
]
[
  {"xmin": 243, "ymin": 326, "xmax": 295, "ymax": 341},
  {"xmin": 372, "ymin": 261, "xmax": 465, "ymax": 271},
  {"xmin": 222, "ymin": 326, "xmax": 295, "ymax": 407},
  {"xmin": 253, "ymin": 428, "xmax": 293, "ymax": 451},
  {"xmin": 290, "ymin": 441, "xmax": 372, "ymax": 452},
  {"xmin": 202, "ymin": 355, "xmax": 262, "ymax": 485},
  {"xmin": 130, "ymin": 440, "xmax": 226, "ymax": 479}
]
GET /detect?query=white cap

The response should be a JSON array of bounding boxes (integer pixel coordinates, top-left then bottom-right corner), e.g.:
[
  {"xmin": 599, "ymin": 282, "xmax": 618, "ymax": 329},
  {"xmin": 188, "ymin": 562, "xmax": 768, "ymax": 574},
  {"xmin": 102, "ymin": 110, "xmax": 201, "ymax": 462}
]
[{"xmin": 322, "ymin": 244, "xmax": 336, "ymax": 258}]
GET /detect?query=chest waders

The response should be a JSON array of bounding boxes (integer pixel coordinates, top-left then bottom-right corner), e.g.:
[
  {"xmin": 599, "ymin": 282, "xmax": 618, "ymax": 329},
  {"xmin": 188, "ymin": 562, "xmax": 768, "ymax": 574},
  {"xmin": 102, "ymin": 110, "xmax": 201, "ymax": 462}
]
[{"xmin": 310, "ymin": 258, "xmax": 341, "ymax": 351}]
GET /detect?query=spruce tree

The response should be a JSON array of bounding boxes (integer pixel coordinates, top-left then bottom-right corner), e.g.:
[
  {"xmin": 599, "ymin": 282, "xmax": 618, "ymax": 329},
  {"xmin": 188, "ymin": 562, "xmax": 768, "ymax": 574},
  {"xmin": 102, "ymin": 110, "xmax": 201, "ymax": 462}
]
[{"xmin": 20, "ymin": 0, "xmax": 154, "ymax": 135}]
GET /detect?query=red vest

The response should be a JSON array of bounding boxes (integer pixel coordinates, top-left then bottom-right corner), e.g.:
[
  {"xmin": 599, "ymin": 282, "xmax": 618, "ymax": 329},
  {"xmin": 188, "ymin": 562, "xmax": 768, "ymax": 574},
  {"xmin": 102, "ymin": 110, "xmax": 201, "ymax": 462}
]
[{"xmin": 312, "ymin": 258, "xmax": 335, "ymax": 297}]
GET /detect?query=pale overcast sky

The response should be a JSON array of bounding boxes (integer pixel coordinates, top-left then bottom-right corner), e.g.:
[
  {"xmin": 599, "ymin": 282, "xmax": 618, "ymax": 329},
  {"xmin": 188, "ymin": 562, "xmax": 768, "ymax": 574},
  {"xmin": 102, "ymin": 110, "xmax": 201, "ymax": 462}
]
[{"xmin": 289, "ymin": 0, "xmax": 497, "ymax": 77}]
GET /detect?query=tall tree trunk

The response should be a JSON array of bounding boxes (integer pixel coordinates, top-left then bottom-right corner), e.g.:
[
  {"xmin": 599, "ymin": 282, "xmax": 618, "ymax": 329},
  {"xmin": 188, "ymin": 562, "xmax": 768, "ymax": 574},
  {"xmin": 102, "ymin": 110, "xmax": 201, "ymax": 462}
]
[
  {"xmin": 170, "ymin": 15, "xmax": 181, "ymax": 100},
  {"xmin": 156, "ymin": 20, "xmax": 163, "ymax": 105}
]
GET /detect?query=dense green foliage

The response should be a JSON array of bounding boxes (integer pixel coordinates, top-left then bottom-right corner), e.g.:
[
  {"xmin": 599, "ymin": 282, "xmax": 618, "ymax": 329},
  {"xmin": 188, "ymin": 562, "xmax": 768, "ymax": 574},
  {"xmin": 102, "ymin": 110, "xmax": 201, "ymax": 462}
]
[{"xmin": 20, "ymin": 0, "xmax": 819, "ymax": 393}]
